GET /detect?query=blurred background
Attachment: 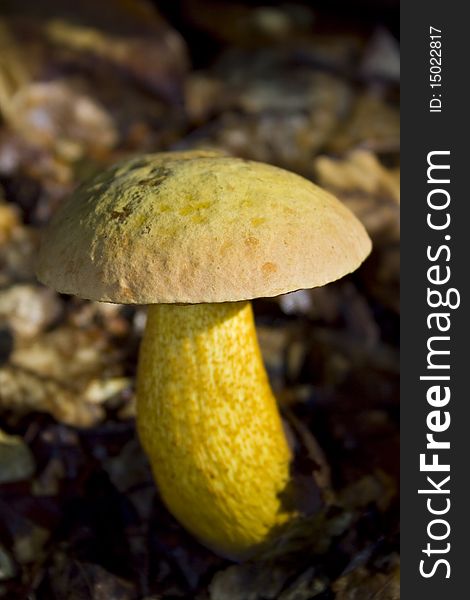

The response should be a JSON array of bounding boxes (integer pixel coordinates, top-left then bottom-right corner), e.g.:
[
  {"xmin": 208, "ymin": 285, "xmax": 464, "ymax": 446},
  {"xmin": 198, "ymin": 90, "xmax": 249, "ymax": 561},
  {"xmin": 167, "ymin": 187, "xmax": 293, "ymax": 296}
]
[{"xmin": 0, "ymin": 1, "xmax": 399, "ymax": 598}]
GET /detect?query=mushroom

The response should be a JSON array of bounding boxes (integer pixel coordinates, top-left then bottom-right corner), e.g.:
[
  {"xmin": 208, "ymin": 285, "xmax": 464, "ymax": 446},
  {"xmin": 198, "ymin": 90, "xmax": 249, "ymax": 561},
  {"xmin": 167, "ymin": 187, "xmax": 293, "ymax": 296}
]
[{"xmin": 36, "ymin": 150, "xmax": 371, "ymax": 559}]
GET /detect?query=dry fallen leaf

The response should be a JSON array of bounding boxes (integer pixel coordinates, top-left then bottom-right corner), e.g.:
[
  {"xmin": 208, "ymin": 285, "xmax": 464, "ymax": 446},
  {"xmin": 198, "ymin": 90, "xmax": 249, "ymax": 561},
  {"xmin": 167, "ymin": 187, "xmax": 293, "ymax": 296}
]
[
  {"xmin": 0, "ymin": 221, "xmax": 38, "ymax": 286},
  {"xmin": 0, "ymin": 284, "xmax": 62, "ymax": 338},
  {"xmin": 315, "ymin": 150, "xmax": 399, "ymax": 206},
  {"xmin": 0, "ymin": 365, "xmax": 104, "ymax": 427},
  {"xmin": 327, "ymin": 92, "xmax": 400, "ymax": 155},
  {"xmin": 10, "ymin": 326, "xmax": 118, "ymax": 382},
  {"xmin": 0, "ymin": 201, "xmax": 20, "ymax": 245},
  {"xmin": 314, "ymin": 150, "xmax": 400, "ymax": 313},
  {"xmin": 0, "ymin": 428, "xmax": 35, "ymax": 483},
  {"xmin": 333, "ymin": 565, "xmax": 400, "ymax": 600},
  {"xmin": 209, "ymin": 561, "xmax": 289, "ymax": 600},
  {"xmin": 183, "ymin": 67, "xmax": 352, "ymax": 172},
  {"xmin": 9, "ymin": 81, "xmax": 118, "ymax": 159}
]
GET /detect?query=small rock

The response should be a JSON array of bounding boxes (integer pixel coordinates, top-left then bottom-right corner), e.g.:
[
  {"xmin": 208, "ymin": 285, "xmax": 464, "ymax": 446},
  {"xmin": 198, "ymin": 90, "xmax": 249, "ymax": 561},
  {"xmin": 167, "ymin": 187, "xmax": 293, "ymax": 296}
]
[
  {"xmin": 360, "ymin": 28, "xmax": 400, "ymax": 83},
  {"xmin": 279, "ymin": 290, "xmax": 313, "ymax": 316}
]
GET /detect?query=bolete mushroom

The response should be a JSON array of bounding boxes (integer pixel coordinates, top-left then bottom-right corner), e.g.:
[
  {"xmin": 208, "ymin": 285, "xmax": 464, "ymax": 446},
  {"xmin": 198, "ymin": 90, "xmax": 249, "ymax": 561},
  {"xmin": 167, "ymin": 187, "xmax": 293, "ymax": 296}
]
[{"xmin": 36, "ymin": 150, "xmax": 371, "ymax": 559}]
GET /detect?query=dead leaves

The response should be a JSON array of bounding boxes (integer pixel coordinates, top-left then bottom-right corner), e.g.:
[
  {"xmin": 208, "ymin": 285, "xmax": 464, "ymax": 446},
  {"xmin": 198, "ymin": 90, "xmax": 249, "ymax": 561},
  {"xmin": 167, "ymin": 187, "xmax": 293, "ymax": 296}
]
[
  {"xmin": 10, "ymin": 81, "xmax": 118, "ymax": 160},
  {"xmin": 315, "ymin": 150, "xmax": 399, "ymax": 206},
  {"xmin": 0, "ymin": 2, "xmax": 400, "ymax": 597},
  {"xmin": 0, "ymin": 323, "xmax": 132, "ymax": 427},
  {"xmin": 0, "ymin": 429, "xmax": 35, "ymax": 483},
  {"xmin": 0, "ymin": 284, "xmax": 62, "ymax": 338},
  {"xmin": 0, "ymin": 365, "xmax": 104, "ymax": 428},
  {"xmin": 334, "ymin": 565, "xmax": 400, "ymax": 600},
  {"xmin": 314, "ymin": 150, "xmax": 400, "ymax": 313},
  {"xmin": 328, "ymin": 92, "xmax": 400, "ymax": 156}
]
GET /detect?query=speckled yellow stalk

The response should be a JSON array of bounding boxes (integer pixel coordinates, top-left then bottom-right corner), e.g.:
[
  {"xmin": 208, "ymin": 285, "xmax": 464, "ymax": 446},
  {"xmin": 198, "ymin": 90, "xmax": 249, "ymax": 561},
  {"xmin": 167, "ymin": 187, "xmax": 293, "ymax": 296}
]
[{"xmin": 136, "ymin": 301, "xmax": 293, "ymax": 559}]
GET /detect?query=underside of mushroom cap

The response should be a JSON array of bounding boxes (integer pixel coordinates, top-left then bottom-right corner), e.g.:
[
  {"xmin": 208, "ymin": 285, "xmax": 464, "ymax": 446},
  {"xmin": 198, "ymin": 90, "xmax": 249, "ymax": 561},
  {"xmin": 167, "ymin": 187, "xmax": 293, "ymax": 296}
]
[{"xmin": 36, "ymin": 150, "xmax": 372, "ymax": 304}]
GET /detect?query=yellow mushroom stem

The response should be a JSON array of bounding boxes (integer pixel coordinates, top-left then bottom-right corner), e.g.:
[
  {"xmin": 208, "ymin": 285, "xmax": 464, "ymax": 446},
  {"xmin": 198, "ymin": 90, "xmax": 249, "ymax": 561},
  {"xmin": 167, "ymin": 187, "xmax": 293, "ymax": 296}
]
[{"xmin": 136, "ymin": 301, "xmax": 294, "ymax": 559}]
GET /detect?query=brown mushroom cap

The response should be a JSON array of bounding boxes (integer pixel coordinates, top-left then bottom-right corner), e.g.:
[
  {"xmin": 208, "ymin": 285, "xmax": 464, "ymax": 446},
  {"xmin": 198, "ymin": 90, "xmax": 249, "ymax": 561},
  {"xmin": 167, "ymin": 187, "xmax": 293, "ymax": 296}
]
[{"xmin": 36, "ymin": 150, "xmax": 372, "ymax": 304}]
